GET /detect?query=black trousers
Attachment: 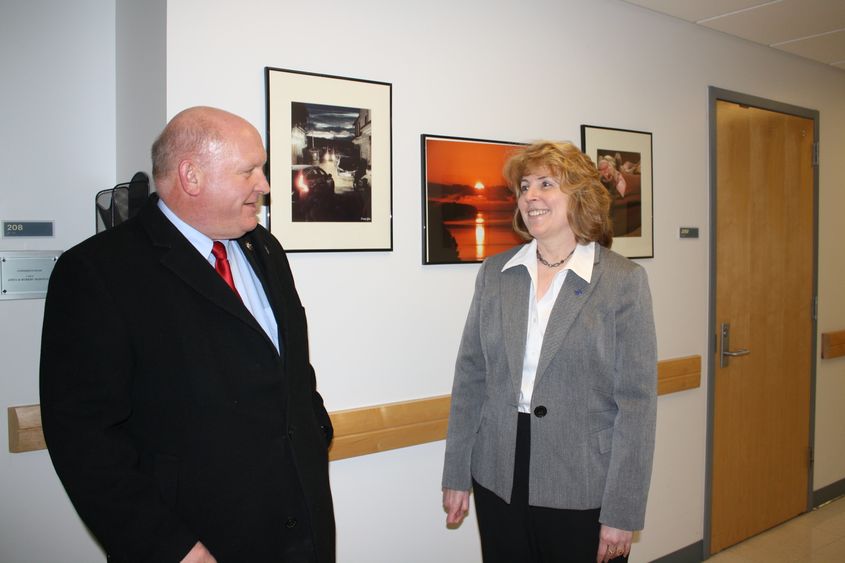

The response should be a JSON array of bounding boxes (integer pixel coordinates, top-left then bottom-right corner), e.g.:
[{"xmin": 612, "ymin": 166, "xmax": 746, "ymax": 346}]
[{"xmin": 473, "ymin": 413, "xmax": 628, "ymax": 563}]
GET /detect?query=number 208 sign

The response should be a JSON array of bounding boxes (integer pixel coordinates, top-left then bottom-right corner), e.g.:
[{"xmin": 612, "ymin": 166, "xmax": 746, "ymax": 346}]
[{"xmin": 3, "ymin": 221, "xmax": 54, "ymax": 237}]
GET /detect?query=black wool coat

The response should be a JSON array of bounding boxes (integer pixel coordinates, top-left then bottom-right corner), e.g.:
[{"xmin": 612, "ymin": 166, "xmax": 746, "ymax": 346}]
[{"xmin": 40, "ymin": 195, "xmax": 335, "ymax": 562}]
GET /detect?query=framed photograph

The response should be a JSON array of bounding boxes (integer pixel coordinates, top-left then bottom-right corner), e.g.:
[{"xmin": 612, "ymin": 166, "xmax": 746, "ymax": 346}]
[
  {"xmin": 581, "ymin": 125, "xmax": 653, "ymax": 258},
  {"xmin": 265, "ymin": 67, "xmax": 392, "ymax": 251},
  {"xmin": 422, "ymin": 135, "xmax": 524, "ymax": 264}
]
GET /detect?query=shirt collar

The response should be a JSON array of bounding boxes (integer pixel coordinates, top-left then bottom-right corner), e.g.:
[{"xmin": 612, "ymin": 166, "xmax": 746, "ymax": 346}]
[
  {"xmin": 568, "ymin": 241, "xmax": 596, "ymax": 283},
  {"xmin": 502, "ymin": 239, "xmax": 596, "ymax": 283},
  {"xmin": 502, "ymin": 239, "xmax": 538, "ymax": 273},
  {"xmin": 157, "ymin": 198, "xmax": 215, "ymax": 258}
]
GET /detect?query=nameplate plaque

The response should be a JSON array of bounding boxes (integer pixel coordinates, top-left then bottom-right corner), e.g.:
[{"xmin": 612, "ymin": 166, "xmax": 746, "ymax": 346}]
[{"xmin": 0, "ymin": 251, "xmax": 61, "ymax": 300}]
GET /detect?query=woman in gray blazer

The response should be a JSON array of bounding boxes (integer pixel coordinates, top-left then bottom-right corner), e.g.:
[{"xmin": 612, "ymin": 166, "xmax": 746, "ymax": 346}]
[{"xmin": 442, "ymin": 141, "xmax": 657, "ymax": 562}]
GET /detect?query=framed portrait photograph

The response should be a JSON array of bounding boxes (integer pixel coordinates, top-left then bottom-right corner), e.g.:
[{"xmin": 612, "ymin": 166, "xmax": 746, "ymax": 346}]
[
  {"xmin": 265, "ymin": 67, "xmax": 392, "ymax": 251},
  {"xmin": 421, "ymin": 134, "xmax": 524, "ymax": 264},
  {"xmin": 581, "ymin": 125, "xmax": 653, "ymax": 258}
]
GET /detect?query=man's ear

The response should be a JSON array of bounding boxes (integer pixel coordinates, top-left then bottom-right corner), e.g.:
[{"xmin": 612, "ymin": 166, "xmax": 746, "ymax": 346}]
[{"xmin": 177, "ymin": 159, "xmax": 202, "ymax": 196}]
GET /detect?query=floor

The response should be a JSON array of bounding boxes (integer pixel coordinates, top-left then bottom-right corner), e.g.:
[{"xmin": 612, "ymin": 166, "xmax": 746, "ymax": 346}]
[{"xmin": 706, "ymin": 496, "xmax": 845, "ymax": 562}]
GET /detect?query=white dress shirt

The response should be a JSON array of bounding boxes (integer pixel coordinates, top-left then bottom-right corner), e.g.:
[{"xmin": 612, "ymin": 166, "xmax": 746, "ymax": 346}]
[
  {"xmin": 158, "ymin": 199, "xmax": 280, "ymax": 353},
  {"xmin": 502, "ymin": 239, "xmax": 596, "ymax": 412}
]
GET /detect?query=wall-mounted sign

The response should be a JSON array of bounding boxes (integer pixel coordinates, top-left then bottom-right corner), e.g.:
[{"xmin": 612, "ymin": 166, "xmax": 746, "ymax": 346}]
[
  {"xmin": 2, "ymin": 221, "xmax": 54, "ymax": 237},
  {"xmin": 0, "ymin": 251, "xmax": 61, "ymax": 300}
]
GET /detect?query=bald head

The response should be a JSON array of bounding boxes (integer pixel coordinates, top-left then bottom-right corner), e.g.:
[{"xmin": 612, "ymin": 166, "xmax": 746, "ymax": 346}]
[
  {"xmin": 150, "ymin": 106, "xmax": 270, "ymax": 239},
  {"xmin": 152, "ymin": 107, "xmax": 234, "ymax": 191}
]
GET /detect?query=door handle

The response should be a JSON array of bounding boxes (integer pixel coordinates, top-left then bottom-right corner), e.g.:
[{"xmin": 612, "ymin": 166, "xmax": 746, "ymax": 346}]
[{"xmin": 720, "ymin": 322, "xmax": 750, "ymax": 368}]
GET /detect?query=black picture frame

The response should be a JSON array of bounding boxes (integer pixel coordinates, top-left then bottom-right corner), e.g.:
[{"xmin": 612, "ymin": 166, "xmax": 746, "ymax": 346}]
[
  {"xmin": 581, "ymin": 125, "xmax": 654, "ymax": 258},
  {"xmin": 265, "ymin": 67, "xmax": 393, "ymax": 252},
  {"xmin": 421, "ymin": 134, "xmax": 524, "ymax": 264}
]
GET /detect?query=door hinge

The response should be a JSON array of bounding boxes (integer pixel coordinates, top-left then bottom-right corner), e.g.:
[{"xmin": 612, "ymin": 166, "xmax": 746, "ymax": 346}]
[
  {"xmin": 812, "ymin": 296, "xmax": 818, "ymax": 321},
  {"xmin": 809, "ymin": 445, "xmax": 814, "ymax": 466},
  {"xmin": 812, "ymin": 142, "xmax": 819, "ymax": 166}
]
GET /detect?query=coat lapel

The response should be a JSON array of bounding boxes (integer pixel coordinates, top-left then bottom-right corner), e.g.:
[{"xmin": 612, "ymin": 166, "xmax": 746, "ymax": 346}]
[
  {"xmin": 236, "ymin": 236, "xmax": 274, "ymax": 308},
  {"xmin": 534, "ymin": 246, "xmax": 605, "ymax": 387},
  {"xmin": 501, "ymin": 266, "xmax": 531, "ymax": 397},
  {"xmin": 139, "ymin": 195, "xmax": 267, "ymax": 337},
  {"xmin": 236, "ymin": 230, "xmax": 289, "ymax": 354}
]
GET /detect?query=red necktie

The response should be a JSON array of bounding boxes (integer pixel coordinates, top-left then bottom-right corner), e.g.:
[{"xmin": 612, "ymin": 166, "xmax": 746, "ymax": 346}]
[{"xmin": 212, "ymin": 241, "xmax": 240, "ymax": 299}]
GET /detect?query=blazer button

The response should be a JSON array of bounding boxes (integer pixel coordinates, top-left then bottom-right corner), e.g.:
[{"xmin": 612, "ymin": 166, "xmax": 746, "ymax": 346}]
[
  {"xmin": 533, "ymin": 405, "xmax": 548, "ymax": 418},
  {"xmin": 285, "ymin": 517, "xmax": 298, "ymax": 529}
]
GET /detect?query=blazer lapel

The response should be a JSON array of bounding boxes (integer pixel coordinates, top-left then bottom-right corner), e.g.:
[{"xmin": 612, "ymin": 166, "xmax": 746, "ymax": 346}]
[
  {"xmin": 534, "ymin": 247, "xmax": 605, "ymax": 386},
  {"xmin": 236, "ymin": 236, "xmax": 274, "ymax": 307},
  {"xmin": 139, "ymin": 196, "xmax": 267, "ymax": 336},
  {"xmin": 501, "ymin": 266, "xmax": 531, "ymax": 397},
  {"xmin": 236, "ymin": 231, "xmax": 289, "ymax": 353}
]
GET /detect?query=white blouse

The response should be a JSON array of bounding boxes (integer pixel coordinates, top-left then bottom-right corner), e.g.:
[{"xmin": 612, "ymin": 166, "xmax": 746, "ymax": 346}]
[{"xmin": 501, "ymin": 240, "xmax": 596, "ymax": 413}]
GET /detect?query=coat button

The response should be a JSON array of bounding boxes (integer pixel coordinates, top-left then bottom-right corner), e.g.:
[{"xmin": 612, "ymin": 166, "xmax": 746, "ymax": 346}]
[
  {"xmin": 285, "ymin": 517, "xmax": 298, "ymax": 529},
  {"xmin": 287, "ymin": 427, "xmax": 295, "ymax": 439},
  {"xmin": 533, "ymin": 405, "xmax": 547, "ymax": 418}
]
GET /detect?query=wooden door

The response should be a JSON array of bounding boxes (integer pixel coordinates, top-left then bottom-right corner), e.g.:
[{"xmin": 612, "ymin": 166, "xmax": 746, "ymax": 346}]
[{"xmin": 711, "ymin": 100, "xmax": 815, "ymax": 553}]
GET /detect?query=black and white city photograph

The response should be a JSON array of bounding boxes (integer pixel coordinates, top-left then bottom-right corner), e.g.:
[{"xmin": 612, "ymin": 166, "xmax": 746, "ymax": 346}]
[
  {"xmin": 266, "ymin": 67, "xmax": 392, "ymax": 251},
  {"xmin": 290, "ymin": 101, "xmax": 372, "ymax": 223}
]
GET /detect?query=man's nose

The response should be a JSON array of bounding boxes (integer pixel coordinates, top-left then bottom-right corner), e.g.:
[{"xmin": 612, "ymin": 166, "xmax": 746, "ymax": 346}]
[{"xmin": 256, "ymin": 171, "xmax": 270, "ymax": 194}]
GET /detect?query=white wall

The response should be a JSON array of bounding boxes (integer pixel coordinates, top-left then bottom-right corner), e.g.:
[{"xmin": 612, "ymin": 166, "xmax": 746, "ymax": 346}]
[
  {"xmin": 0, "ymin": 1, "xmax": 116, "ymax": 561},
  {"xmin": 1, "ymin": 0, "xmax": 843, "ymax": 561},
  {"xmin": 116, "ymin": 0, "xmax": 167, "ymax": 180},
  {"xmin": 163, "ymin": 1, "xmax": 845, "ymax": 561}
]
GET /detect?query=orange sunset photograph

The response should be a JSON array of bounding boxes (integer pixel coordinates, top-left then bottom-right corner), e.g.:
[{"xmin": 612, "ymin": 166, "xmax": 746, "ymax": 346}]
[{"xmin": 423, "ymin": 136, "xmax": 524, "ymax": 264}]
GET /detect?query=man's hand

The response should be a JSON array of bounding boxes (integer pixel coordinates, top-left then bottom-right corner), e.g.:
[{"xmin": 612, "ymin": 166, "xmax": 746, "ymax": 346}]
[
  {"xmin": 596, "ymin": 525, "xmax": 632, "ymax": 562},
  {"xmin": 180, "ymin": 542, "xmax": 217, "ymax": 563},
  {"xmin": 442, "ymin": 488, "xmax": 470, "ymax": 527}
]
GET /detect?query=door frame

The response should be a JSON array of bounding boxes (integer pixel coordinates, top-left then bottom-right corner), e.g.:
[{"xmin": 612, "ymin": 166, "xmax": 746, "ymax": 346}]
[{"xmin": 704, "ymin": 87, "xmax": 820, "ymax": 557}]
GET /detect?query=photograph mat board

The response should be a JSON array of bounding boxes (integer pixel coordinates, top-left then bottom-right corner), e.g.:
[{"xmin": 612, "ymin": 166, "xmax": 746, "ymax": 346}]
[
  {"xmin": 581, "ymin": 125, "xmax": 653, "ymax": 258},
  {"xmin": 266, "ymin": 68, "xmax": 392, "ymax": 251}
]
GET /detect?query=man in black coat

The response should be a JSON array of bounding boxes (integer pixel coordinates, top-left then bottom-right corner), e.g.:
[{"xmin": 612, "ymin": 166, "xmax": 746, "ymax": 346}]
[{"xmin": 40, "ymin": 106, "xmax": 335, "ymax": 562}]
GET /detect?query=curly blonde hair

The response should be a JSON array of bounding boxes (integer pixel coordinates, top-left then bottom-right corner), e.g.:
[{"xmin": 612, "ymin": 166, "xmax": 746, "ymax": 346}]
[{"xmin": 503, "ymin": 141, "xmax": 613, "ymax": 248}]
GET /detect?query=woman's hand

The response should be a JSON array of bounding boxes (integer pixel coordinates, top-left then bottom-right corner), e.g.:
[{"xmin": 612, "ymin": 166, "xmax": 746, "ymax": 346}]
[
  {"xmin": 597, "ymin": 525, "xmax": 632, "ymax": 562},
  {"xmin": 442, "ymin": 488, "xmax": 470, "ymax": 526}
]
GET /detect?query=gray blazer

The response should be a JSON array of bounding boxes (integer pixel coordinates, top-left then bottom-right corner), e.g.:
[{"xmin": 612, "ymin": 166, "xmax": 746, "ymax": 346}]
[{"xmin": 442, "ymin": 244, "xmax": 657, "ymax": 531}]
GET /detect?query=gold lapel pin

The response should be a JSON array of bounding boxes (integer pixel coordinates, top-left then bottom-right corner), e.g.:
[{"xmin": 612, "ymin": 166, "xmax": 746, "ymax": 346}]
[{"xmin": 245, "ymin": 242, "xmax": 254, "ymax": 251}]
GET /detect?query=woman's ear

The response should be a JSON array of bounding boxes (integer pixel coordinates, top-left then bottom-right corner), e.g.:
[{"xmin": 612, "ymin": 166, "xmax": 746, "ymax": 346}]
[{"xmin": 177, "ymin": 159, "xmax": 201, "ymax": 196}]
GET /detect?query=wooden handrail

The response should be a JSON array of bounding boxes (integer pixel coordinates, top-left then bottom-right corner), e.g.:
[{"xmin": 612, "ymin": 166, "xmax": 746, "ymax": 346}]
[
  {"xmin": 656, "ymin": 355, "xmax": 701, "ymax": 395},
  {"xmin": 9, "ymin": 355, "xmax": 701, "ymax": 458},
  {"xmin": 329, "ymin": 395, "xmax": 451, "ymax": 461},
  {"xmin": 7, "ymin": 405, "xmax": 45, "ymax": 453},
  {"xmin": 821, "ymin": 330, "xmax": 845, "ymax": 359}
]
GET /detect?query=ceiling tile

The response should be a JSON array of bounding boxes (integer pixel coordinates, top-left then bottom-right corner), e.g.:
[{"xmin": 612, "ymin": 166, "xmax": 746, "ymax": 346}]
[
  {"xmin": 621, "ymin": 0, "xmax": 765, "ymax": 22},
  {"xmin": 619, "ymin": 0, "xmax": 845, "ymax": 73},
  {"xmin": 701, "ymin": 0, "xmax": 845, "ymax": 45},
  {"xmin": 774, "ymin": 29, "xmax": 845, "ymax": 64}
]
